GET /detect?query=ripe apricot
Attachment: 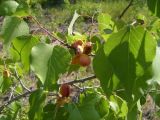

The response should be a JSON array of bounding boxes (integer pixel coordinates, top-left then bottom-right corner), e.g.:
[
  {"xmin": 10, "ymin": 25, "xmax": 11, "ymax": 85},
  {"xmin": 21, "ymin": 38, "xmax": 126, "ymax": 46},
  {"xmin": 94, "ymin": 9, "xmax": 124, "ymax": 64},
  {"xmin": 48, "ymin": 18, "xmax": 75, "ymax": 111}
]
[
  {"xmin": 59, "ymin": 84, "xmax": 71, "ymax": 98},
  {"xmin": 71, "ymin": 54, "xmax": 91, "ymax": 67},
  {"xmin": 83, "ymin": 42, "xmax": 92, "ymax": 55},
  {"xmin": 71, "ymin": 54, "xmax": 80, "ymax": 65},
  {"xmin": 71, "ymin": 40, "xmax": 83, "ymax": 49},
  {"xmin": 79, "ymin": 54, "xmax": 91, "ymax": 67}
]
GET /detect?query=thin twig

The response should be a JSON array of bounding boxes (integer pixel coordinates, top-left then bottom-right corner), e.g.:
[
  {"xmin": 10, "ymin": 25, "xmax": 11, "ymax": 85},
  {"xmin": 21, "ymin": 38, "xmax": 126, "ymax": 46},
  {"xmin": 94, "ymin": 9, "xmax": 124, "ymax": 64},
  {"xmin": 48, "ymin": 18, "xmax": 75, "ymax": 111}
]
[
  {"xmin": 9, "ymin": 86, "xmax": 16, "ymax": 101},
  {"xmin": 118, "ymin": 0, "xmax": 134, "ymax": 19},
  {"xmin": 14, "ymin": 67, "xmax": 31, "ymax": 92},
  {"xmin": 30, "ymin": 16, "xmax": 71, "ymax": 48},
  {"xmin": 0, "ymin": 75, "xmax": 96, "ymax": 113},
  {"xmin": 58, "ymin": 75, "xmax": 96, "ymax": 85},
  {"xmin": 0, "ymin": 89, "xmax": 36, "ymax": 113},
  {"xmin": 19, "ymin": 79, "xmax": 31, "ymax": 92},
  {"xmin": 0, "ymin": 89, "xmax": 58, "ymax": 113}
]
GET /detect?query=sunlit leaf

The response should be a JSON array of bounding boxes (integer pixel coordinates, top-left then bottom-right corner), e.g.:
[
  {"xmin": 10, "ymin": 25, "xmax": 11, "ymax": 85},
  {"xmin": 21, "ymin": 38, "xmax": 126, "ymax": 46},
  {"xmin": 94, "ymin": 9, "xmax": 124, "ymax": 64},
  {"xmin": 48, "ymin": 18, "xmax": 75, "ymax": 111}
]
[
  {"xmin": 44, "ymin": 45, "xmax": 71, "ymax": 90},
  {"xmin": 31, "ymin": 44, "xmax": 71, "ymax": 90},
  {"xmin": 11, "ymin": 35, "xmax": 39, "ymax": 71},
  {"xmin": 0, "ymin": 16, "xmax": 29, "ymax": 46},
  {"xmin": 30, "ymin": 43, "xmax": 53, "ymax": 84},
  {"xmin": 0, "ymin": 1, "xmax": 19, "ymax": 16},
  {"xmin": 93, "ymin": 26, "xmax": 156, "ymax": 106}
]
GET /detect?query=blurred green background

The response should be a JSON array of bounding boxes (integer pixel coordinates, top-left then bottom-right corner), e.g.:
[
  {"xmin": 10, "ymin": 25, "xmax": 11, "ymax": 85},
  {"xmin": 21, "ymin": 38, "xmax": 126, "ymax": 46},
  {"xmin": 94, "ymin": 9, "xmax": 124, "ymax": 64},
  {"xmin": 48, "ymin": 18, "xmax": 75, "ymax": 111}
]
[{"xmin": 15, "ymin": 0, "xmax": 149, "ymax": 33}]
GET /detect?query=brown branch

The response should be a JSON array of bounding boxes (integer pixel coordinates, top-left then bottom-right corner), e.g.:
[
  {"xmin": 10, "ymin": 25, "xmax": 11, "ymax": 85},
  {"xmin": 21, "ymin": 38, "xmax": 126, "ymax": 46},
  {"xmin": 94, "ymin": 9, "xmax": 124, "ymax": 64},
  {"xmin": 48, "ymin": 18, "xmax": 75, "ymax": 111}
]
[
  {"xmin": 0, "ymin": 75, "xmax": 96, "ymax": 113},
  {"xmin": 58, "ymin": 75, "xmax": 96, "ymax": 85},
  {"xmin": 30, "ymin": 16, "xmax": 71, "ymax": 48},
  {"xmin": 0, "ymin": 89, "xmax": 36, "ymax": 113},
  {"xmin": 118, "ymin": 0, "xmax": 134, "ymax": 19},
  {"xmin": 0, "ymin": 89, "xmax": 58, "ymax": 113}
]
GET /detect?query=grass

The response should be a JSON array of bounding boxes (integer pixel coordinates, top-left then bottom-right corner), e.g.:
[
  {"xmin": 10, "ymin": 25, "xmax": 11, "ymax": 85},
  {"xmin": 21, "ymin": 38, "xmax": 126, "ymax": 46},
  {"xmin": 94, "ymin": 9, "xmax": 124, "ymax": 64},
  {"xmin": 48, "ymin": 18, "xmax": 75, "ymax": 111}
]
[{"xmin": 31, "ymin": 0, "xmax": 151, "ymax": 33}]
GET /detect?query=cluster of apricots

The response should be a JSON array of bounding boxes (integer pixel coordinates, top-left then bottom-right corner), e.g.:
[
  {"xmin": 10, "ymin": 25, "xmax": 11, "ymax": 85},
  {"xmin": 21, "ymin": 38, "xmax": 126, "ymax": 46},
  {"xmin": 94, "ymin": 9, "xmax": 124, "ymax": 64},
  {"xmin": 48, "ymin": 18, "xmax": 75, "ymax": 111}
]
[
  {"xmin": 71, "ymin": 40, "xmax": 92, "ymax": 67},
  {"xmin": 57, "ymin": 40, "xmax": 92, "ymax": 106}
]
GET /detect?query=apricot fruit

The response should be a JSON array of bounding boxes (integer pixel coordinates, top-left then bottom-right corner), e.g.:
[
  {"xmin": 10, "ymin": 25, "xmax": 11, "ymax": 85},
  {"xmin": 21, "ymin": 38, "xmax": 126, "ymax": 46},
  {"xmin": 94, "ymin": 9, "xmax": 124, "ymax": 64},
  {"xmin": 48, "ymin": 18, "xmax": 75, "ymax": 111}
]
[
  {"xmin": 71, "ymin": 54, "xmax": 91, "ymax": 67},
  {"xmin": 71, "ymin": 40, "xmax": 83, "ymax": 49},
  {"xmin": 79, "ymin": 54, "xmax": 91, "ymax": 67},
  {"xmin": 83, "ymin": 42, "xmax": 92, "ymax": 55},
  {"xmin": 71, "ymin": 54, "xmax": 80, "ymax": 65},
  {"xmin": 59, "ymin": 84, "xmax": 71, "ymax": 98}
]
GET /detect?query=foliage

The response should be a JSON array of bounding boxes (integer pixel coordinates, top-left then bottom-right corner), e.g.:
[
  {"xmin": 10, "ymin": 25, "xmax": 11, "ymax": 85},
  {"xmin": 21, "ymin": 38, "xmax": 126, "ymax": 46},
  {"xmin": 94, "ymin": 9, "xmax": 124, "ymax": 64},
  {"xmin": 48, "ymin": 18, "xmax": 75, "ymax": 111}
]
[{"xmin": 0, "ymin": 0, "xmax": 160, "ymax": 120}]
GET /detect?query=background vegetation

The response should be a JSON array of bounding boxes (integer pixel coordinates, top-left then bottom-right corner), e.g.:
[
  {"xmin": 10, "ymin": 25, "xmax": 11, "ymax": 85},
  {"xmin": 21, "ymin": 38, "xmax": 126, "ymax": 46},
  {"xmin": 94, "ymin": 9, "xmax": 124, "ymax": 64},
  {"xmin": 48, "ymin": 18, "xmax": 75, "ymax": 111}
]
[{"xmin": 0, "ymin": 0, "xmax": 160, "ymax": 120}]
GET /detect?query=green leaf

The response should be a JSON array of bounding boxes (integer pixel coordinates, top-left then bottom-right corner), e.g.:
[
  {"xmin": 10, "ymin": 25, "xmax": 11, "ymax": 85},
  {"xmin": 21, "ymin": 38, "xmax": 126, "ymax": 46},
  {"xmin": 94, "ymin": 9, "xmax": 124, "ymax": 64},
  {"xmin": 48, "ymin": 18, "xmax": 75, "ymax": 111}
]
[
  {"xmin": 1, "ymin": 101, "xmax": 21, "ymax": 120},
  {"xmin": 126, "ymin": 106, "xmax": 138, "ymax": 120},
  {"xmin": 67, "ymin": 64, "xmax": 80, "ymax": 75},
  {"xmin": 95, "ymin": 96, "xmax": 110, "ymax": 118},
  {"xmin": 31, "ymin": 44, "xmax": 71, "ymax": 90},
  {"xmin": 97, "ymin": 13, "xmax": 116, "ymax": 41},
  {"xmin": 0, "ymin": 1, "xmax": 19, "ymax": 16},
  {"xmin": 43, "ymin": 103, "xmax": 69, "ymax": 120},
  {"xmin": 90, "ymin": 35, "xmax": 102, "ymax": 53},
  {"xmin": 44, "ymin": 45, "xmax": 71, "ymax": 90},
  {"xmin": 30, "ymin": 43, "xmax": 53, "ymax": 84},
  {"xmin": 93, "ymin": 47, "xmax": 119, "ymax": 96},
  {"xmin": 68, "ymin": 93, "xmax": 101, "ymax": 120},
  {"xmin": 43, "ymin": 103, "xmax": 56, "ymax": 120},
  {"xmin": 98, "ymin": 13, "xmax": 114, "ymax": 33},
  {"xmin": 14, "ymin": 2, "xmax": 30, "ymax": 17},
  {"xmin": 10, "ymin": 36, "xmax": 39, "ymax": 71},
  {"xmin": 136, "ymin": 14, "xmax": 147, "ymax": 25},
  {"xmin": 106, "ymin": 26, "xmax": 156, "ymax": 98},
  {"xmin": 109, "ymin": 95, "xmax": 128, "ymax": 118},
  {"xmin": 0, "ymin": 16, "xmax": 29, "ymax": 46},
  {"xmin": 28, "ymin": 89, "xmax": 47, "ymax": 120},
  {"xmin": 66, "ymin": 34, "xmax": 86, "ymax": 44},
  {"xmin": 8, "ymin": 102, "xmax": 21, "ymax": 120},
  {"xmin": 94, "ymin": 26, "xmax": 156, "ymax": 103},
  {"xmin": 147, "ymin": 0, "xmax": 160, "ymax": 18},
  {"xmin": 148, "ymin": 19, "xmax": 160, "ymax": 42}
]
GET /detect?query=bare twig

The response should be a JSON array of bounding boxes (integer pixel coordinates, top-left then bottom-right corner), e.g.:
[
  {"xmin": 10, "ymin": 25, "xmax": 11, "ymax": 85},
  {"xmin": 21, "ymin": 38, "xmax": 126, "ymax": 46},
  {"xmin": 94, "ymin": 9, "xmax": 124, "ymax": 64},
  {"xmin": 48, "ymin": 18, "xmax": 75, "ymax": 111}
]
[
  {"xmin": 8, "ymin": 90, "xmax": 14, "ymax": 101},
  {"xmin": 118, "ymin": 0, "xmax": 134, "ymax": 19},
  {"xmin": 58, "ymin": 75, "xmax": 96, "ymax": 85},
  {"xmin": 14, "ymin": 67, "xmax": 31, "ymax": 92},
  {"xmin": 30, "ymin": 16, "xmax": 71, "ymax": 48},
  {"xmin": 0, "ymin": 89, "xmax": 36, "ymax": 113},
  {"xmin": 0, "ymin": 75, "xmax": 96, "ymax": 113},
  {"xmin": 0, "ymin": 89, "xmax": 58, "ymax": 113},
  {"xmin": 8, "ymin": 86, "xmax": 16, "ymax": 101}
]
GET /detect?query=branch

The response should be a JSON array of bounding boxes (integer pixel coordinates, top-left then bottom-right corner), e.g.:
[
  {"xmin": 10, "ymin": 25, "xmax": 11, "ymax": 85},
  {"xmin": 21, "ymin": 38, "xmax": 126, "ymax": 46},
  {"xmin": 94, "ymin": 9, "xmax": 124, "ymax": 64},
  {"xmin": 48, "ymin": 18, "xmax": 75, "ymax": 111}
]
[
  {"xmin": 0, "ymin": 89, "xmax": 58, "ymax": 113},
  {"xmin": 58, "ymin": 75, "xmax": 96, "ymax": 85},
  {"xmin": 0, "ymin": 75, "xmax": 96, "ymax": 113},
  {"xmin": 118, "ymin": 0, "xmax": 134, "ymax": 19},
  {"xmin": 30, "ymin": 16, "xmax": 71, "ymax": 48},
  {"xmin": 0, "ymin": 89, "xmax": 36, "ymax": 113}
]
